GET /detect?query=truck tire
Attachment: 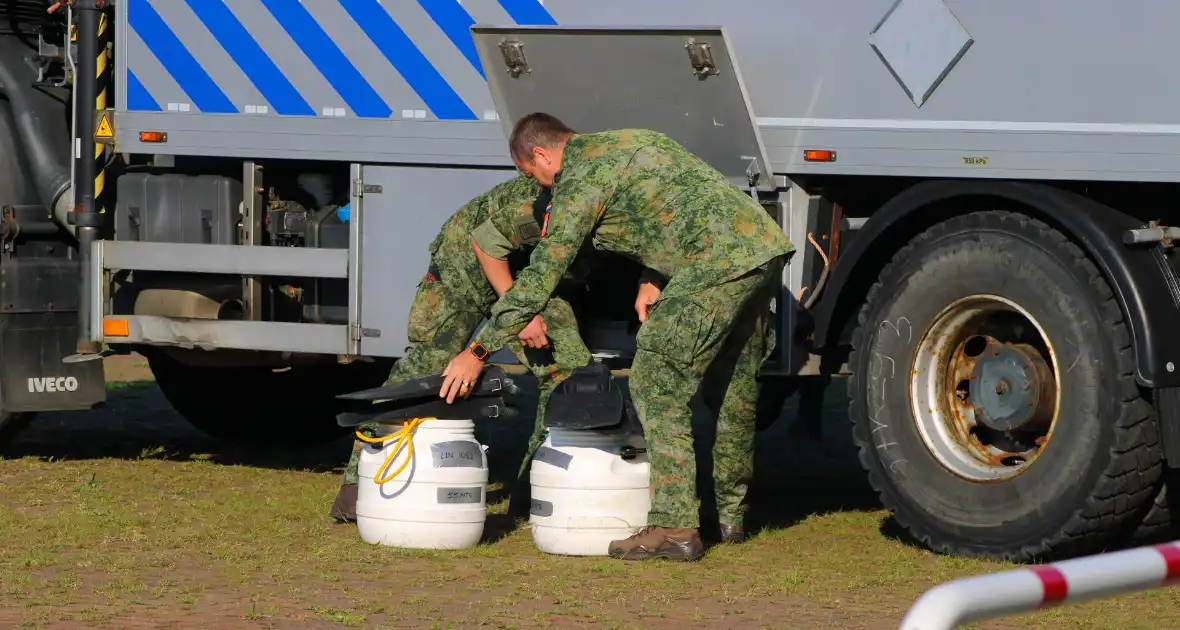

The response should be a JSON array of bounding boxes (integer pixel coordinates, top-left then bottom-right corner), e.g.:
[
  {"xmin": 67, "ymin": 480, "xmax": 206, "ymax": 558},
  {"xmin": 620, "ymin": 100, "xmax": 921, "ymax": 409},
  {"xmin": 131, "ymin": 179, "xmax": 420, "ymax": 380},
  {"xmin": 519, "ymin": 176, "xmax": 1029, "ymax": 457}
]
[
  {"xmin": 1133, "ymin": 476, "xmax": 1178, "ymax": 543},
  {"xmin": 147, "ymin": 352, "xmax": 390, "ymax": 447},
  {"xmin": 848, "ymin": 211, "xmax": 1163, "ymax": 561}
]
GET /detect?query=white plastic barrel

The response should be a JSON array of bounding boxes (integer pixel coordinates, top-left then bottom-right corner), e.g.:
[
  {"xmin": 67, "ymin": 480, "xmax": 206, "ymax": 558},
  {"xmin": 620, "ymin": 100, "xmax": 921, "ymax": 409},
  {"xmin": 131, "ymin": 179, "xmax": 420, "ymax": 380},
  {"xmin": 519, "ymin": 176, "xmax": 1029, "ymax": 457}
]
[
  {"xmin": 529, "ymin": 427, "xmax": 651, "ymax": 556},
  {"xmin": 356, "ymin": 418, "xmax": 488, "ymax": 549}
]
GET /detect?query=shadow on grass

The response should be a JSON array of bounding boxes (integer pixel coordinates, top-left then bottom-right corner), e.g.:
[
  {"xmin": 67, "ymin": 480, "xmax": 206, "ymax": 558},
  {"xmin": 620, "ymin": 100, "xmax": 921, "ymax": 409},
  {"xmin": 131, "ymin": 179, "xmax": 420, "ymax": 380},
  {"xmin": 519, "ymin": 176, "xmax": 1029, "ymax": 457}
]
[
  {"xmin": 6, "ymin": 380, "xmax": 359, "ymax": 472},
  {"xmin": 8, "ymin": 373, "xmax": 884, "ymax": 536},
  {"xmin": 6, "ymin": 377, "xmax": 549, "ymax": 480}
]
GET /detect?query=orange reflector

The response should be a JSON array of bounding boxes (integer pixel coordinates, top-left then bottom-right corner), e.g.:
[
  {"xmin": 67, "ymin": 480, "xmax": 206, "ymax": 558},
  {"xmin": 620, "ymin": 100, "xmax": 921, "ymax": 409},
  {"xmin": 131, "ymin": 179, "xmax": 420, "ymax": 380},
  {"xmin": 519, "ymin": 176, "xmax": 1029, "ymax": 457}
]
[
  {"xmin": 803, "ymin": 149, "xmax": 837, "ymax": 162},
  {"xmin": 103, "ymin": 318, "xmax": 130, "ymax": 338},
  {"xmin": 139, "ymin": 131, "xmax": 167, "ymax": 143}
]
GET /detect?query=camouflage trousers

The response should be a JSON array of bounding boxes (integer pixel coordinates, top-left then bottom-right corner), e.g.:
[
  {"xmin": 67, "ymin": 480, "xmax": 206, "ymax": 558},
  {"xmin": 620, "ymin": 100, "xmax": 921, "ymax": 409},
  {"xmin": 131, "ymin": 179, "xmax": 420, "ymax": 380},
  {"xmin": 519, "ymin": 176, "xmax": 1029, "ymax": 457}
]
[
  {"xmin": 629, "ymin": 257, "xmax": 784, "ymax": 529},
  {"xmin": 341, "ymin": 256, "xmax": 591, "ymax": 488}
]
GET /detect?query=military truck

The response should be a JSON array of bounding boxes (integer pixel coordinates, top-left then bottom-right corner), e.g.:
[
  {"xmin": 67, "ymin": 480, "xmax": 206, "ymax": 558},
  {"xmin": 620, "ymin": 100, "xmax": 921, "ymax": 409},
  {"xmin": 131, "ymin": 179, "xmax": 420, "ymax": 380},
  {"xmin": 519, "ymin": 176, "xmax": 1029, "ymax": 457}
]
[{"xmin": 1, "ymin": 0, "xmax": 1176, "ymax": 561}]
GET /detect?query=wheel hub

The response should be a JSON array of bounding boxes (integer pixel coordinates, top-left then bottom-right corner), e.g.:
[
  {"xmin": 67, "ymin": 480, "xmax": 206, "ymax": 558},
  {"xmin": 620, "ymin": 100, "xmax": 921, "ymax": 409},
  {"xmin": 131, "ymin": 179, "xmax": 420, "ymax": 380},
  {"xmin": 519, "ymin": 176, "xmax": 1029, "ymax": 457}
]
[
  {"xmin": 909, "ymin": 295, "xmax": 1062, "ymax": 482},
  {"xmin": 969, "ymin": 342, "xmax": 1055, "ymax": 432}
]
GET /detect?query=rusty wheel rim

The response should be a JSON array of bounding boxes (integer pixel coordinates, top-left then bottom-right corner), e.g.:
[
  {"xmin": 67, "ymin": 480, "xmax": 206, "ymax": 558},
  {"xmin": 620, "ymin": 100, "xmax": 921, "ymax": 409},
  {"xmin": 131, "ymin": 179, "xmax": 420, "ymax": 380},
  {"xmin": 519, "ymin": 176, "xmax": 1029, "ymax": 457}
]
[{"xmin": 909, "ymin": 295, "xmax": 1060, "ymax": 482}]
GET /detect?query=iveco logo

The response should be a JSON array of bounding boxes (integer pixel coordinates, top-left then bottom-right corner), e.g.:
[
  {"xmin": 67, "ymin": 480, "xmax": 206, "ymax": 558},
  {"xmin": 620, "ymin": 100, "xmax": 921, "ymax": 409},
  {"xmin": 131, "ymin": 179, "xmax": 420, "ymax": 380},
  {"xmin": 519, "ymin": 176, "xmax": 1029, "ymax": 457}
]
[{"xmin": 27, "ymin": 376, "xmax": 79, "ymax": 393}]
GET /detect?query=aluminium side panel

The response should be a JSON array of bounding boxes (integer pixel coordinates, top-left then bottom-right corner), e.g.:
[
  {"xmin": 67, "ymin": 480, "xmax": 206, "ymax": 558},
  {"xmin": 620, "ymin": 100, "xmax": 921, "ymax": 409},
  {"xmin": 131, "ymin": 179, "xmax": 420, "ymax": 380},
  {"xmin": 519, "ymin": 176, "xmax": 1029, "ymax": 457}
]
[
  {"xmin": 355, "ymin": 165, "xmax": 519, "ymax": 358},
  {"xmin": 116, "ymin": 0, "xmax": 1180, "ymax": 182}
]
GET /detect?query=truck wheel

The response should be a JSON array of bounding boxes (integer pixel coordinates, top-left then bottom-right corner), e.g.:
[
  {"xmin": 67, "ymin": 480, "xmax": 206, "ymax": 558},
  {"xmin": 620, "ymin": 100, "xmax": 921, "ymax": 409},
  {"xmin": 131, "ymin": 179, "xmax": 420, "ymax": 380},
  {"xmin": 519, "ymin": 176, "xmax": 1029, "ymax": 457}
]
[
  {"xmin": 848, "ymin": 211, "xmax": 1163, "ymax": 561},
  {"xmin": 147, "ymin": 353, "xmax": 390, "ymax": 447}
]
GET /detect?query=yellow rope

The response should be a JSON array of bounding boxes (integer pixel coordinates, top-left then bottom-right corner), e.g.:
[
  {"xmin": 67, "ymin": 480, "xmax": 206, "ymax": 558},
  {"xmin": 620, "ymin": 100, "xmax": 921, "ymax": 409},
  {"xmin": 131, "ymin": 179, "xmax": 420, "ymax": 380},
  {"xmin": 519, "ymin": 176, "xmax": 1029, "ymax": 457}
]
[{"xmin": 355, "ymin": 417, "xmax": 434, "ymax": 485}]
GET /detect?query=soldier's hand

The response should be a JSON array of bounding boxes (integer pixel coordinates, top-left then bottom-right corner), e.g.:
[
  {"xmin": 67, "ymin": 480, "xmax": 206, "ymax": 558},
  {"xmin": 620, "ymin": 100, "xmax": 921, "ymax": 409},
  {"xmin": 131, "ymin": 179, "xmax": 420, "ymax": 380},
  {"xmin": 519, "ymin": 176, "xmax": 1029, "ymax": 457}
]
[
  {"xmin": 440, "ymin": 351, "xmax": 485, "ymax": 403},
  {"xmin": 635, "ymin": 281, "xmax": 662, "ymax": 323},
  {"xmin": 518, "ymin": 315, "xmax": 550, "ymax": 349}
]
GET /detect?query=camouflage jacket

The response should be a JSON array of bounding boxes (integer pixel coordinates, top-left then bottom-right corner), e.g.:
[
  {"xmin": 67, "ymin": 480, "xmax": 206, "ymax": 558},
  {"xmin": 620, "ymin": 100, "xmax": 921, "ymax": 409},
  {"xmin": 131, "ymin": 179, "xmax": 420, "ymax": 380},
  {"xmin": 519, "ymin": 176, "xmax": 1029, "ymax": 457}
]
[
  {"xmin": 428, "ymin": 174, "xmax": 593, "ymax": 296},
  {"xmin": 472, "ymin": 129, "xmax": 794, "ymax": 353},
  {"xmin": 428, "ymin": 175, "xmax": 544, "ymax": 258}
]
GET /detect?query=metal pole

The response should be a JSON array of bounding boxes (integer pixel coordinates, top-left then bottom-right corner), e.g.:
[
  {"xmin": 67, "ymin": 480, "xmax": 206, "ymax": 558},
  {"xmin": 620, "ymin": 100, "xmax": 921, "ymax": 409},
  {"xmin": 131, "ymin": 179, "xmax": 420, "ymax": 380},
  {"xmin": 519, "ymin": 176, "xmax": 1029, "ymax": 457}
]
[
  {"xmin": 899, "ymin": 541, "xmax": 1180, "ymax": 630},
  {"xmin": 71, "ymin": 0, "xmax": 103, "ymax": 354}
]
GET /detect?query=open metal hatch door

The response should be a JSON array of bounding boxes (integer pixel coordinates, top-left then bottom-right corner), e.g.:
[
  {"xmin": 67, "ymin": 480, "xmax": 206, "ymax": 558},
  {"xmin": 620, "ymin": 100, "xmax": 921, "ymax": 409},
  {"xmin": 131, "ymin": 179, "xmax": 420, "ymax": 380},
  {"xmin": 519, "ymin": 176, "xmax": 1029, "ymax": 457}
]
[{"xmin": 471, "ymin": 26, "xmax": 775, "ymax": 190}]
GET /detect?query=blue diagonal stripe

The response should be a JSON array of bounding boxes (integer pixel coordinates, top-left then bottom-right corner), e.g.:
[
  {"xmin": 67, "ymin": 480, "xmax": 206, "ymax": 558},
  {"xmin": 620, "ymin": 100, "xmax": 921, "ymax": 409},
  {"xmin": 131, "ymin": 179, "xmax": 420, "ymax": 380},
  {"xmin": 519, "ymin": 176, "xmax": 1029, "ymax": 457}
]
[
  {"xmin": 127, "ymin": 0, "xmax": 237, "ymax": 114},
  {"xmin": 126, "ymin": 70, "xmax": 161, "ymax": 112},
  {"xmin": 496, "ymin": 0, "xmax": 557, "ymax": 25},
  {"xmin": 415, "ymin": 0, "xmax": 483, "ymax": 77},
  {"xmin": 338, "ymin": 0, "xmax": 478, "ymax": 121},
  {"xmin": 182, "ymin": 0, "xmax": 314, "ymax": 116},
  {"xmin": 259, "ymin": 0, "xmax": 391, "ymax": 119}
]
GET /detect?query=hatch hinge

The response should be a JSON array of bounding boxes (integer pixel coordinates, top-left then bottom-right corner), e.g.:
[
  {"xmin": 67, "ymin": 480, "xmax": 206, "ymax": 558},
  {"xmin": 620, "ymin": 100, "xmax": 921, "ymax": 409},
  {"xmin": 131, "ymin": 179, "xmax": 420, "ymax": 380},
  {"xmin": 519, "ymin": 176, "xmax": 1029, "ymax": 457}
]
[
  {"xmin": 499, "ymin": 39, "xmax": 530, "ymax": 78},
  {"xmin": 685, "ymin": 39, "xmax": 720, "ymax": 78}
]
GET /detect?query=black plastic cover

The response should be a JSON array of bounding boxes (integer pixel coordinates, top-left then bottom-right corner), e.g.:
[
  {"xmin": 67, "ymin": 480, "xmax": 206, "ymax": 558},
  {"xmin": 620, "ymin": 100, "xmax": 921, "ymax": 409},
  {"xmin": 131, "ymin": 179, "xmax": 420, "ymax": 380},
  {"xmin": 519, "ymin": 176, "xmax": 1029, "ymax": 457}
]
[{"xmin": 543, "ymin": 363, "xmax": 645, "ymax": 437}]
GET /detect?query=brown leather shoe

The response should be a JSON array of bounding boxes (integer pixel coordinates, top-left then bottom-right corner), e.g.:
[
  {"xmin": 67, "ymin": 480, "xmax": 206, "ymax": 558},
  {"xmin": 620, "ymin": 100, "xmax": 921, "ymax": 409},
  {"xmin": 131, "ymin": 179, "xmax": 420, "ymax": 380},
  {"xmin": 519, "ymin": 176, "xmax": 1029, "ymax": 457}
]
[
  {"xmin": 608, "ymin": 526, "xmax": 704, "ymax": 561},
  {"xmin": 720, "ymin": 523, "xmax": 746, "ymax": 544},
  {"xmin": 329, "ymin": 483, "xmax": 358, "ymax": 523}
]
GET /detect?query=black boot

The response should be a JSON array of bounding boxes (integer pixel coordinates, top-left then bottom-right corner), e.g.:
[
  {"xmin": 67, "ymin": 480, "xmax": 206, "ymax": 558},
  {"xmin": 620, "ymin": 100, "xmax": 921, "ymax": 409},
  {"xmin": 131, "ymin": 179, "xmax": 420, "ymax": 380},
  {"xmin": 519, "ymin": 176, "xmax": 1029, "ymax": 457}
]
[{"xmin": 719, "ymin": 523, "xmax": 746, "ymax": 544}]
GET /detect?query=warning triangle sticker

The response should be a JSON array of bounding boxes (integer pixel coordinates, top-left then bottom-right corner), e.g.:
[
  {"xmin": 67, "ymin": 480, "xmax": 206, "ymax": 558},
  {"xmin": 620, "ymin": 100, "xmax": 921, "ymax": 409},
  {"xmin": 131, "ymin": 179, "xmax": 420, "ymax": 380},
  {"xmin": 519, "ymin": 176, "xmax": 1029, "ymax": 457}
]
[{"xmin": 95, "ymin": 114, "xmax": 114, "ymax": 140}]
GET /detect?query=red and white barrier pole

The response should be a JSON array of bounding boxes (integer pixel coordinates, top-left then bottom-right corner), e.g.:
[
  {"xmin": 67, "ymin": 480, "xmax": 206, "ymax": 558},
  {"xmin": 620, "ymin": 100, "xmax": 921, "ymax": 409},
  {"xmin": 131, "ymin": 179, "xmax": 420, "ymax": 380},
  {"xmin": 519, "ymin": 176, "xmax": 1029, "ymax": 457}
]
[{"xmin": 899, "ymin": 541, "xmax": 1180, "ymax": 630}]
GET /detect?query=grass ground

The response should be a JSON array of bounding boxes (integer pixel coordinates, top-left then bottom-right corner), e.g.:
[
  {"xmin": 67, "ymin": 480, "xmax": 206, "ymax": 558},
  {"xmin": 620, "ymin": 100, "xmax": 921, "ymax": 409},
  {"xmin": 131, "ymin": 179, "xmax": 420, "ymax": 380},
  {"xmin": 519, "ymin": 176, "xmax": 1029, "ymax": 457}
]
[{"xmin": 0, "ymin": 355, "xmax": 1177, "ymax": 629}]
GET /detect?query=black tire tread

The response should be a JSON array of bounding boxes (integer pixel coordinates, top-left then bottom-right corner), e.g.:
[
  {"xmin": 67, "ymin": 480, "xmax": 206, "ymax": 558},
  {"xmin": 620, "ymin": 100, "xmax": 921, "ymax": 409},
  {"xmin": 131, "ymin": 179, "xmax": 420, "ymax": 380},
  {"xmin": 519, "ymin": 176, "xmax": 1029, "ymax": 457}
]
[
  {"xmin": 848, "ymin": 210, "xmax": 1163, "ymax": 562},
  {"xmin": 1133, "ymin": 476, "xmax": 1177, "ymax": 543}
]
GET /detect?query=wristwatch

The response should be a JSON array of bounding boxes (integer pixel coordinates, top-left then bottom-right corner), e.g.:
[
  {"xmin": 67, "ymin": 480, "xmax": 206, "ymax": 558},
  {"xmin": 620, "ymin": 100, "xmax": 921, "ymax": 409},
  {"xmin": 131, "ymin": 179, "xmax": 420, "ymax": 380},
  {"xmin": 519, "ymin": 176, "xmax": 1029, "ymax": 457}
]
[{"xmin": 468, "ymin": 341, "xmax": 490, "ymax": 361}]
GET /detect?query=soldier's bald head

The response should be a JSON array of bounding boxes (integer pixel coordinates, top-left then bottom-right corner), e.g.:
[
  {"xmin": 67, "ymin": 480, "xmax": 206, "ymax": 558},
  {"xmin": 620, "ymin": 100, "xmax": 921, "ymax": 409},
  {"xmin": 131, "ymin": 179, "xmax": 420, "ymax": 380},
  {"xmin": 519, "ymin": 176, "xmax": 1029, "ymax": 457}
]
[{"xmin": 510, "ymin": 113, "xmax": 575, "ymax": 163}]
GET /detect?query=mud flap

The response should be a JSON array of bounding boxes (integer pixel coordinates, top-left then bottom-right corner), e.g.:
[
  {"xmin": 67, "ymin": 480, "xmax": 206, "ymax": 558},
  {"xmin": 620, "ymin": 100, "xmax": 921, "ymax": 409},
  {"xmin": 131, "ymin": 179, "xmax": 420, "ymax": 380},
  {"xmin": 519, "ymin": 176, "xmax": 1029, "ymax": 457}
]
[{"xmin": 0, "ymin": 253, "xmax": 106, "ymax": 413}]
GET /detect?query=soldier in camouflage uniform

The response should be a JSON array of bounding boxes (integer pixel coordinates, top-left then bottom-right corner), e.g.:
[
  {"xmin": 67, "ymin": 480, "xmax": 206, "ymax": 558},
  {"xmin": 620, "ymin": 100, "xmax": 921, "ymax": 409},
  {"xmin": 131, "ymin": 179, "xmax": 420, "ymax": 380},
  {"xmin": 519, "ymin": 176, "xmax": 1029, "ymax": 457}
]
[
  {"xmin": 329, "ymin": 175, "xmax": 593, "ymax": 523},
  {"xmin": 439, "ymin": 114, "xmax": 793, "ymax": 562}
]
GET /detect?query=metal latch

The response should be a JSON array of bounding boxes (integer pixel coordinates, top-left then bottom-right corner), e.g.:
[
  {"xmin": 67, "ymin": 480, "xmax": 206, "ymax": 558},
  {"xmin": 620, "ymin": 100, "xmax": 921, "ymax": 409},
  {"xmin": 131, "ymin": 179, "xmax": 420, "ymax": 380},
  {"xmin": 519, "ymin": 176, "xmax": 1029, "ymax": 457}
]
[
  {"xmin": 353, "ymin": 180, "xmax": 383, "ymax": 197},
  {"xmin": 745, "ymin": 157, "xmax": 761, "ymax": 189},
  {"xmin": 499, "ymin": 39, "xmax": 530, "ymax": 78},
  {"xmin": 744, "ymin": 157, "xmax": 762, "ymax": 201},
  {"xmin": 350, "ymin": 324, "xmax": 381, "ymax": 341},
  {"xmin": 685, "ymin": 39, "xmax": 719, "ymax": 78}
]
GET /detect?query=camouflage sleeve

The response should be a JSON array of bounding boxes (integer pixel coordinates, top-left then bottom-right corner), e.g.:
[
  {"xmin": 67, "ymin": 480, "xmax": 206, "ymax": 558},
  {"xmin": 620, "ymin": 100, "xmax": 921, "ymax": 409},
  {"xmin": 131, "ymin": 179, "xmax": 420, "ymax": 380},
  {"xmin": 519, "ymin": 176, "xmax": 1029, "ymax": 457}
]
[
  {"xmin": 472, "ymin": 176, "xmax": 605, "ymax": 354},
  {"xmin": 469, "ymin": 219, "xmax": 515, "ymax": 260}
]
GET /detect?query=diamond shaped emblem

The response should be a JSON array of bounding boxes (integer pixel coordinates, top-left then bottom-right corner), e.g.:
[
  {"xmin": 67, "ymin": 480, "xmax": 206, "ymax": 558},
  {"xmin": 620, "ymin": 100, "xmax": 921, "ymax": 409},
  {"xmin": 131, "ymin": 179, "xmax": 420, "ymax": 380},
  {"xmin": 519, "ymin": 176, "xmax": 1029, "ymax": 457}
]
[{"xmin": 868, "ymin": 0, "xmax": 973, "ymax": 107}]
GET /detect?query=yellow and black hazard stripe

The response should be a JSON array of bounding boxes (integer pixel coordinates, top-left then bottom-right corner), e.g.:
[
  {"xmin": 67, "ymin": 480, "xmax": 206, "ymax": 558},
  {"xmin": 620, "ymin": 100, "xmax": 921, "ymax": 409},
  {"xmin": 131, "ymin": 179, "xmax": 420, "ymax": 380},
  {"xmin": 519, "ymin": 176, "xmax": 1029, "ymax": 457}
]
[{"xmin": 93, "ymin": 9, "xmax": 112, "ymax": 221}]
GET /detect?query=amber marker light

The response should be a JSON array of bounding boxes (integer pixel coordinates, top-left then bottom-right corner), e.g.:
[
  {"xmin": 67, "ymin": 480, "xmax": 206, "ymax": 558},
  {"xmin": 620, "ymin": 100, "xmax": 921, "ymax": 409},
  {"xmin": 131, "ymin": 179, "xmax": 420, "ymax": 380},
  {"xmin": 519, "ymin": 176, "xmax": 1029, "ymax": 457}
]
[
  {"xmin": 103, "ymin": 318, "xmax": 130, "ymax": 338},
  {"xmin": 139, "ymin": 131, "xmax": 167, "ymax": 143},
  {"xmin": 803, "ymin": 149, "xmax": 837, "ymax": 162}
]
